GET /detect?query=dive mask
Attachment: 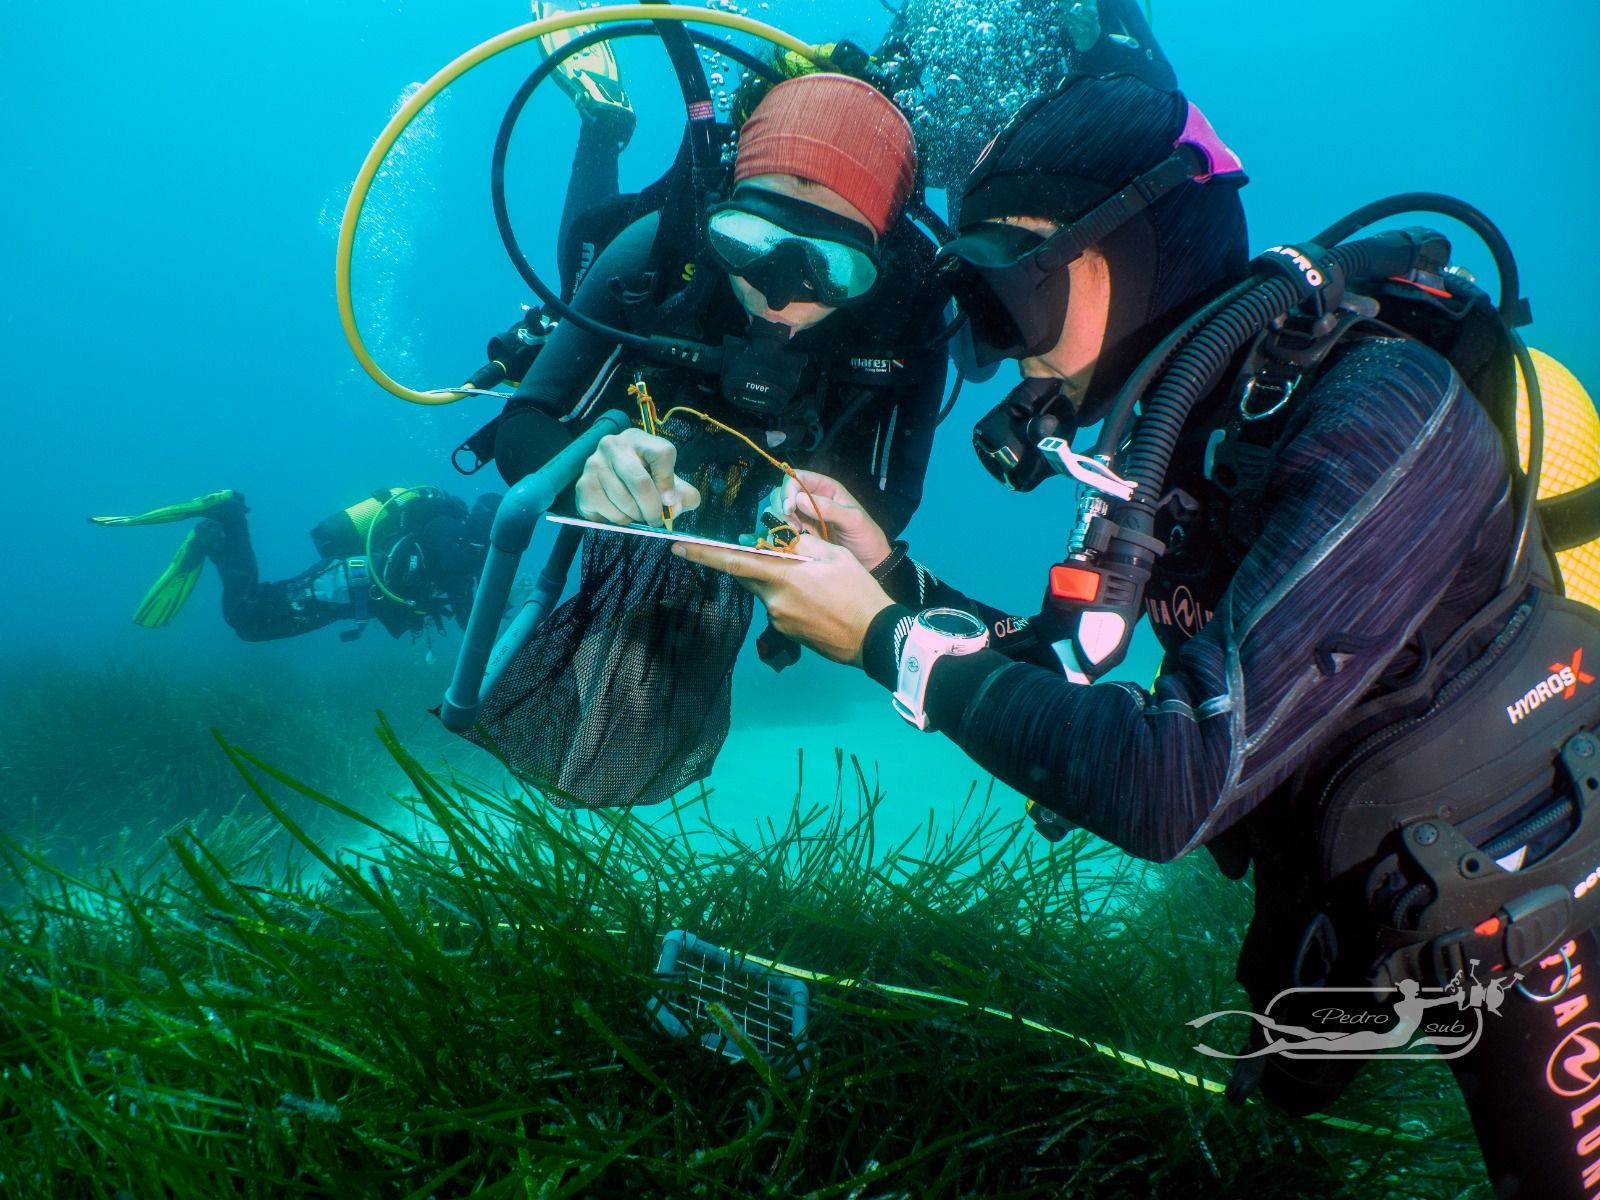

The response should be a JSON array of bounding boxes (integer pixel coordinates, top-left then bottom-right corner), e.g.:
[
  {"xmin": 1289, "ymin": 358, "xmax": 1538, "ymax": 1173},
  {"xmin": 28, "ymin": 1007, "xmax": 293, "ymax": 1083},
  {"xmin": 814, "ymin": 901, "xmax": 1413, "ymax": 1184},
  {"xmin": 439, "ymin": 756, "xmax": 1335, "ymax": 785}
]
[
  {"xmin": 937, "ymin": 100, "xmax": 1248, "ymax": 365},
  {"xmin": 705, "ymin": 187, "xmax": 882, "ymax": 310},
  {"xmin": 936, "ymin": 221, "xmax": 1078, "ymax": 366}
]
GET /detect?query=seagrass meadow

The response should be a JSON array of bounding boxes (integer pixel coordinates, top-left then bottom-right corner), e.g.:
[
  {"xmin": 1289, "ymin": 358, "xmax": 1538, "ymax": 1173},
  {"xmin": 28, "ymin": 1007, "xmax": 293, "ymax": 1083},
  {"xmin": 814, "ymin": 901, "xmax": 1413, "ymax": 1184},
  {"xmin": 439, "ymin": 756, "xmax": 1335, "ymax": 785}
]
[{"xmin": 0, "ymin": 673, "xmax": 1493, "ymax": 1198}]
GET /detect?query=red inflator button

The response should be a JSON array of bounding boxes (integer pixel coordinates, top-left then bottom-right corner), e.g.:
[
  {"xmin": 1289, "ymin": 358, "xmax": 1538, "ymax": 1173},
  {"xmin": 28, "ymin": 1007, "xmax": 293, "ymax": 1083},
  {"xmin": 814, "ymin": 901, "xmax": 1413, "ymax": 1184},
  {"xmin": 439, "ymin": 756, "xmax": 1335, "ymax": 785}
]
[{"xmin": 1049, "ymin": 565, "xmax": 1100, "ymax": 603}]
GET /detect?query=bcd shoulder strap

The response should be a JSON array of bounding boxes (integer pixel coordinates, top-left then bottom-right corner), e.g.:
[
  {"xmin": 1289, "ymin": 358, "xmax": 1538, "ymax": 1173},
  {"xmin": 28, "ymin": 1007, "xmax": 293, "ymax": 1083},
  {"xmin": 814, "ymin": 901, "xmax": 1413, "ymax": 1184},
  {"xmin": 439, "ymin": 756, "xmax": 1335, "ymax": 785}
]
[{"xmin": 1205, "ymin": 298, "xmax": 1384, "ymax": 558}]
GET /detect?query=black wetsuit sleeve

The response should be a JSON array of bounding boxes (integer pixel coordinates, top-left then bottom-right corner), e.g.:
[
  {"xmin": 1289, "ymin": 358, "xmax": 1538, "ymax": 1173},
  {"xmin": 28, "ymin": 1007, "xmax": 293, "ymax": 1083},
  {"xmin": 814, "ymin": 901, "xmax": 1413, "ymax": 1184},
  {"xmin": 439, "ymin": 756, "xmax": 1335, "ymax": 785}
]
[
  {"xmin": 866, "ymin": 547, "xmax": 1059, "ymax": 667},
  {"xmin": 860, "ymin": 340, "xmax": 1515, "ymax": 862},
  {"xmin": 817, "ymin": 270, "xmax": 951, "ymax": 538},
  {"xmin": 493, "ymin": 215, "xmax": 661, "ymax": 482},
  {"xmin": 826, "ymin": 352, "xmax": 949, "ymax": 540}
]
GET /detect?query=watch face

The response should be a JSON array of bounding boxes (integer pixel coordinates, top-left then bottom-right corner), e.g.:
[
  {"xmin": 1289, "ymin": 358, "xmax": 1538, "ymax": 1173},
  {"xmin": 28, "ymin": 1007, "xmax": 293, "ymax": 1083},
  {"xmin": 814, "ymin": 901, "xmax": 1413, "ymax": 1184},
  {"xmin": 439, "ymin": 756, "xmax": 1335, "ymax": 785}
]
[{"xmin": 919, "ymin": 608, "xmax": 987, "ymax": 639}]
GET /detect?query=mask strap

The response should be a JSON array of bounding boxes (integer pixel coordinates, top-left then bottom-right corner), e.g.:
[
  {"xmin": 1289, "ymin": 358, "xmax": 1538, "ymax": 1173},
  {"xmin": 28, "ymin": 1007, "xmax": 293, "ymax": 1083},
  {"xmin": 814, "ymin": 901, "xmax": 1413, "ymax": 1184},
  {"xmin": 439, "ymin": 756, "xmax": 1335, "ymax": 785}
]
[{"xmin": 1034, "ymin": 102, "xmax": 1247, "ymax": 274}]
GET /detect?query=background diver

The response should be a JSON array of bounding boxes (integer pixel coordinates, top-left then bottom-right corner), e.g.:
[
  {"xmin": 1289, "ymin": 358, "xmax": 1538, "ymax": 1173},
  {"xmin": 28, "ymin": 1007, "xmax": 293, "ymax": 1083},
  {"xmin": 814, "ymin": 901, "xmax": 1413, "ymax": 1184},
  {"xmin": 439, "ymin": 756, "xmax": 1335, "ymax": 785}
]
[{"xmin": 90, "ymin": 487, "xmax": 500, "ymax": 643}]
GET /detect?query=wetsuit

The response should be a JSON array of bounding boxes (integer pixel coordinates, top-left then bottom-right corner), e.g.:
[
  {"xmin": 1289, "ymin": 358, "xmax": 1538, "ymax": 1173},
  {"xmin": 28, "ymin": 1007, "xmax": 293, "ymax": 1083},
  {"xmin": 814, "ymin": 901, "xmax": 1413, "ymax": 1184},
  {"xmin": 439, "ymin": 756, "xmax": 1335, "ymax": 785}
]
[
  {"xmin": 474, "ymin": 206, "xmax": 946, "ymax": 805},
  {"xmin": 857, "ymin": 334, "xmax": 1595, "ymax": 1196},
  {"xmin": 495, "ymin": 210, "xmax": 949, "ymax": 538},
  {"xmin": 555, "ymin": 123, "xmax": 641, "ymax": 303},
  {"xmin": 197, "ymin": 496, "xmax": 491, "ymax": 643}
]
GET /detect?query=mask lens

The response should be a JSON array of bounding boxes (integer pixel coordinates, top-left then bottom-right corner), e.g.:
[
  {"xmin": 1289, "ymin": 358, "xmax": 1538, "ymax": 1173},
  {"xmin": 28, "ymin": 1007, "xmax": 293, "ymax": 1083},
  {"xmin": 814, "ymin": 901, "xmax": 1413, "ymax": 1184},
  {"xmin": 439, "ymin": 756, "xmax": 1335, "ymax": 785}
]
[
  {"xmin": 706, "ymin": 209, "xmax": 785, "ymax": 271},
  {"xmin": 938, "ymin": 224, "xmax": 1080, "ymax": 363},
  {"xmin": 940, "ymin": 254, "xmax": 1073, "ymax": 364},
  {"xmin": 939, "ymin": 259, "xmax": 1030, "ymax": 362},
  {"xmin": 706, "ymin": 206, "xmax": 880, "ymax": 306}
]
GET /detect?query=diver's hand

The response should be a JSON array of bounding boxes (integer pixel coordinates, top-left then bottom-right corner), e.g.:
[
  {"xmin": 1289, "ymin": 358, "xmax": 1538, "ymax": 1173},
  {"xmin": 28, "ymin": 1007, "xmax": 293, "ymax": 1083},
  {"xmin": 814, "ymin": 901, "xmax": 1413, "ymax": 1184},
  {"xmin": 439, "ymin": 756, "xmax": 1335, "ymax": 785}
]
[
  {"xmin": 1062, "ymin": 0, "xmax": 1101, "ymax": 52},
  {"xmin": 777, "ymin": 471, "xmax": 892, "ymax": 570},
  {"xmin": 673, "ymin": 534, "xmax": 890, "ymax": 666},
  {"xmin": 576, "ymin": 429, "xmax": 703, "ymax": 527}
]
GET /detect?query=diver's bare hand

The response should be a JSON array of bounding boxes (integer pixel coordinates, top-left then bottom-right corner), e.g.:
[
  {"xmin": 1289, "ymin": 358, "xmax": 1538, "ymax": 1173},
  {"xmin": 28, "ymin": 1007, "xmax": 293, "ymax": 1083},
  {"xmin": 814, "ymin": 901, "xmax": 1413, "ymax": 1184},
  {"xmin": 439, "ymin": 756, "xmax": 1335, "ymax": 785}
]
[
  {"xmin": 576, "ymin": 429, "xmax": 703, "ymax": 527},
  {"xmin": 1062, "ymin": 0, "xmax": 1101, "ymax": 51},
  {"xmin": 777, "ymin": 471, "xmax": 892, "ymax": 570},
  {"xmin": 673, "ymin": 534, "xmax": 889, "ymax": 665}
]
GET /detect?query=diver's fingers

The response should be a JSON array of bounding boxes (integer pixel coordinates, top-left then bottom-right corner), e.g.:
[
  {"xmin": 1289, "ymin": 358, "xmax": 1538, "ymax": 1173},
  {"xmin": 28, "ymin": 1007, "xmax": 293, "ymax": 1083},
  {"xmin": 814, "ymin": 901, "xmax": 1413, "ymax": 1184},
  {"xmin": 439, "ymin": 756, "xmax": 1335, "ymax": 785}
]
[
  {"xmin": 670, "ymin": 476, "xmax": 703, "ymax": 513},
  {"xmin": 575, "ymin": 475, "xmax": 632, "ymax": 525},
  {"xmin": 784, "ymin": 469, "xmax": 857, "ymax": 506},
  {"xmin": 786, "ymin": 489, "xmax": 857, "ymax": 532},
  {"xmin": 599, "ymin": 461, "xmax": 650, "ymax": 524},
  {"xmin": 789, "ymin": 532, "xmax": 857, "ymax": 563},
  {"xmin": 673, "ymin": 540, "xmax": 791, "ymax": 589},
  {"xmin": 575, "ymin": 453, "xmax": 635, "ymax": 525},
  {"xmin": 602, "ymin": 440, "xmax": 667, "ymax": 526},
  {"xmin": 627, "ymin": 431, "xmax": 682, "ymax": 500}
]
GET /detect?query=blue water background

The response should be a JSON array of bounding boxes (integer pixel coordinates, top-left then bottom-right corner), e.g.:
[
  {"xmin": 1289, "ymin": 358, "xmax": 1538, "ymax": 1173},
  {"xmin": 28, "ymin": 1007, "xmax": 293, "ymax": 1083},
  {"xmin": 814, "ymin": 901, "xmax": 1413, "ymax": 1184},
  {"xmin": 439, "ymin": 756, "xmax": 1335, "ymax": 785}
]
[{"xmin": 2, "ymin": 0, "xmax": 1597, "ymax": 847}]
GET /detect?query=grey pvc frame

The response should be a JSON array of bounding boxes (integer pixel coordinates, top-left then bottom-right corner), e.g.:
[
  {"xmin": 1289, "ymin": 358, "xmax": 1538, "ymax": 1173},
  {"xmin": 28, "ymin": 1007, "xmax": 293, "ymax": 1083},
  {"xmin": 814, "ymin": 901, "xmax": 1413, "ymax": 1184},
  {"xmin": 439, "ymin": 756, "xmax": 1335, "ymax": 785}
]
[{"xmin": 439, "ymin": 408, "xmax": 630, "ymax": 732}]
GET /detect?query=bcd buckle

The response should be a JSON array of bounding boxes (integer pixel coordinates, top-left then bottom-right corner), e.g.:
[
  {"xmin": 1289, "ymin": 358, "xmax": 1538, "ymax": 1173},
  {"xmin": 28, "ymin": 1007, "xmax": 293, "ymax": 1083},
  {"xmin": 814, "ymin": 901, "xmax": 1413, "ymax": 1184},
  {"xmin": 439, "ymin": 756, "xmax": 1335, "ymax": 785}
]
[
  {"xmin": 1239, "ymin": 372, "xmax": 1301, "ymax": 421},
  {"xmin": 1422, "ymin": 885, "xmax": 1573, "ymax": 984}
]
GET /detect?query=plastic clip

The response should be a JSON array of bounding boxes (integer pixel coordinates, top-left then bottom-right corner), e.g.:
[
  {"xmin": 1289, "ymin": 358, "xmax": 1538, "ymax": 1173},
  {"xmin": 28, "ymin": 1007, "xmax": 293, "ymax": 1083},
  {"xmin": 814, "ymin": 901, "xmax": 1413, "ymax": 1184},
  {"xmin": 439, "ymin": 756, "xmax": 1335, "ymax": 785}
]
[{"xmin": 1037, "ymin": 438, "xmax": 1137, "ymax": 501}]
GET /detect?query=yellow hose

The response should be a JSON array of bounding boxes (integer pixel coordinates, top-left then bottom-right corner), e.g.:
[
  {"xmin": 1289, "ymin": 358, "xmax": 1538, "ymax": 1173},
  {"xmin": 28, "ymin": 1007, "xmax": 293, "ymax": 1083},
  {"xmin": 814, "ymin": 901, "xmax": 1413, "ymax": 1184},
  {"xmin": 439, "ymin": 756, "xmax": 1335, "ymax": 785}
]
[{"xmin": 336, "ymin": 6, "xmax": 821, "ymax": 406}]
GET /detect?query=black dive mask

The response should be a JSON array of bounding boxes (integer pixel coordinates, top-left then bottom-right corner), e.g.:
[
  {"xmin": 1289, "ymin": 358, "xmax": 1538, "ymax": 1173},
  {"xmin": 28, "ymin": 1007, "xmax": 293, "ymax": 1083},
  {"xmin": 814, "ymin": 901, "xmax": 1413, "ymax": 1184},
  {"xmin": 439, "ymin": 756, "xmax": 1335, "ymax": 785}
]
[
  {"xmin": 721, "ymin": 317, "xmax": 810, "ymax": 417},
  {"xmin": 939, "ymin": 100, "xmax": 1247, "ymax": 365},
  {"xmin": 705, "ymin": 187, "xmax": 882, "ymax": 310},
  {"xmin": 939, "ymin": 223, "xmax": 1076, "ymax": 367},
  {"xmin": 972, "ymin": 376, "xmax": 1076, "ymax": 492}
]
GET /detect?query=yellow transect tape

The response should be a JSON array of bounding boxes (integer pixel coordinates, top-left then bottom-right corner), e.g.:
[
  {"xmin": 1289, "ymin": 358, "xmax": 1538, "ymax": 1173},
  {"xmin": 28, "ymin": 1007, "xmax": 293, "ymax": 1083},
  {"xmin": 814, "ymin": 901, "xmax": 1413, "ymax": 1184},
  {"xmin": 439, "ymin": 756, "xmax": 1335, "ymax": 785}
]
[
  {"xmin": 737, "ymin": 950, "xmax": 1427, "ymax": 1144},
  {"xmin": 335, "ymin": 6, "xmax": 822, "ymax": 406},
  {"xmin": 416, "ymin": 917, "xmax": 1423, "ymax": 1141}
]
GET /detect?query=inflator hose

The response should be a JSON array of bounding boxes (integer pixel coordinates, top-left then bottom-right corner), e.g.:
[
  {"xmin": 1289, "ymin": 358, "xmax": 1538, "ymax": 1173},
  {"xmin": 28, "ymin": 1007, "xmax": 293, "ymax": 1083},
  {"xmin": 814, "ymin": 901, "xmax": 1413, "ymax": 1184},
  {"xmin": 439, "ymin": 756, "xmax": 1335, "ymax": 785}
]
[
  {"xmin": 1114, "ymin": 231, "xmax": 1427, "ymax": 534},
  {"xmin": 335, "ymin": 5, "xmax": 819, "ymax": 406},
  {"xmin": 1312, "ymin": 192, "xmax": 1525, "ymax": 328}
]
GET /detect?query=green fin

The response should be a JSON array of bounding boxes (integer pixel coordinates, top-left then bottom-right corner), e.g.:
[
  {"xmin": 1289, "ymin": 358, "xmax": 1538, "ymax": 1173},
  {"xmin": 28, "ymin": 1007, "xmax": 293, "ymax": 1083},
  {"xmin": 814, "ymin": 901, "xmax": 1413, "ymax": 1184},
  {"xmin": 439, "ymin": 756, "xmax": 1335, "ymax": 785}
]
[
  {"xmin": 90, "ymin": 489, "xmax": 238, "ymax": 528},
  {"xmin": 132, "ymin": 530, "xmax": 209, "ymax": 628}
]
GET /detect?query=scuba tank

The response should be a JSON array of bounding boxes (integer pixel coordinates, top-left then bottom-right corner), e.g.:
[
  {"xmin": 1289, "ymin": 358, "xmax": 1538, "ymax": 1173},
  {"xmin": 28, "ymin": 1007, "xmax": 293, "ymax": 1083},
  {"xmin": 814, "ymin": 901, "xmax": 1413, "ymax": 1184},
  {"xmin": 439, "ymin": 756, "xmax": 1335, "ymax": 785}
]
[
  {"xmin": 310, "ymin": 487, "xmax": 423, "ymax": 560},
  {"xmin": 1516, "ymin": 348, "xmax": 1600, "ymax": 608}
]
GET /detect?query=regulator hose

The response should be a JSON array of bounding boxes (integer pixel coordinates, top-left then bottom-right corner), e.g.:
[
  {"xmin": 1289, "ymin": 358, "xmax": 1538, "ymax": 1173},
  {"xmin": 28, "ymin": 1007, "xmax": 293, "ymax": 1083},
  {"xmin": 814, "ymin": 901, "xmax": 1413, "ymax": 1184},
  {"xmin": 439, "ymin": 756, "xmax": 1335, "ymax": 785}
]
[
  {"xmin": 1113, "ymin": 230, "xmax": 1429, "ymax": 535},
  {"xmin": 1312, "ymin": 191, "xmax": 1526, "ymax": 327},
  {"xmin": 490, "ymin": 23, "xmax": 781, "ymax": 349}
]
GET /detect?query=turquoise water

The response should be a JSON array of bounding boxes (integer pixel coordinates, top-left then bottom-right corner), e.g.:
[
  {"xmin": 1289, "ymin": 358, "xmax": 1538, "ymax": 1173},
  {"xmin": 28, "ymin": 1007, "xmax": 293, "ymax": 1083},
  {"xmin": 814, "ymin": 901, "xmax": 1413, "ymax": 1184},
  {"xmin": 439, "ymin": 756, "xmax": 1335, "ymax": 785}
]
[{"xmin": 2, "ymin": 0, "xmax": 1597, "ymax": 853}]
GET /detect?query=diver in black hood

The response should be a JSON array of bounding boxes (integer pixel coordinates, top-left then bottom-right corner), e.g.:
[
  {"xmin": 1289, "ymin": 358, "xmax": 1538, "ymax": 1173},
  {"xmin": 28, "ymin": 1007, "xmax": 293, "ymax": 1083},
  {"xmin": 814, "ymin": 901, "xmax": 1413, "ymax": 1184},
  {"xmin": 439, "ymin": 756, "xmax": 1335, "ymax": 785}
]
[{"xmin": 682, "ymin": 71, "xmax": 1600, "ymax": 1198}]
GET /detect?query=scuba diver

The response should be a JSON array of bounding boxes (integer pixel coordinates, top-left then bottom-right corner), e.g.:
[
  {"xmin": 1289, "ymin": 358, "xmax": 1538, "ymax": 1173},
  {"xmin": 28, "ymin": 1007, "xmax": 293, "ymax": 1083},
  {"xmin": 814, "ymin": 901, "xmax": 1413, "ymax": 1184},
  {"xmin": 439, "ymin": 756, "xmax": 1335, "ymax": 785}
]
[
  {"xmin": 677, "ymin": 71, "xmax": 1600, "ymax": 1198},
  {"xmin": 458, "ymin": 67, "xmax": 950, "ymax": 809},
  {"xmin": 91, "ymin": 487, "xmax": 500, "ymax": 643}
]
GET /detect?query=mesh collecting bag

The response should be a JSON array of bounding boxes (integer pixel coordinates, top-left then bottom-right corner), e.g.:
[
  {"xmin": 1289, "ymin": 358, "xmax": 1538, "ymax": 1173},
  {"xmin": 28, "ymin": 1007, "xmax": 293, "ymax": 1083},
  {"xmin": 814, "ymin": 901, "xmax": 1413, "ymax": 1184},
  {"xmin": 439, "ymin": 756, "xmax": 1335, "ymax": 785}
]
[{"xmin": 468, "ymin": 424, "xmax": 772, "ymax": 808}]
